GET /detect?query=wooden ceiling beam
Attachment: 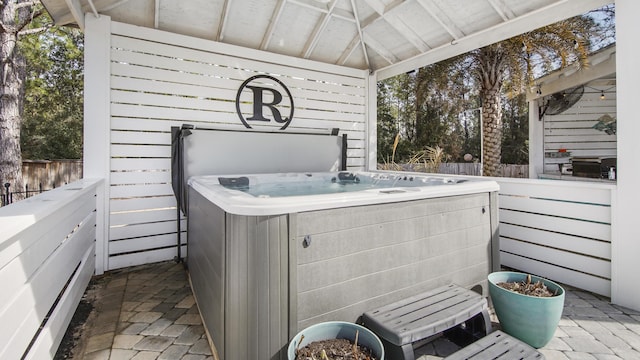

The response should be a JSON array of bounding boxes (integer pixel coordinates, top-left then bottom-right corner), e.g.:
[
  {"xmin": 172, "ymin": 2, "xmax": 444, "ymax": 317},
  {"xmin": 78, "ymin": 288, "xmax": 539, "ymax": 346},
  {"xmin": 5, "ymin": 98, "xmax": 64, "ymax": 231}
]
[
  {"xmin": 415, "ymin": 0, "xmax": 465, "ymax": 40},
  {"xmin": 348, "ymin": 0, "xmax": 370, "ymax": 69},
  {"xmin": 331, "ymin": 8, "xmax": 356, "ymax": 23},
  {"xmin": 216, "ymin": 0, "xmax": 231, "ymax": 41},
  {"xmin": 361, "ymin": 0, "xmax": 429, "ymax": 52},
  {"xmin": 302, "ymin": 0, "xmax": 339, "ymax": 58},
  {"xmin": 486, "ymin": 0, "xmax": 516, "ymax": 21},
  {"xmin": 363, "ymin": 32, "xmax": 397, "ymax": 65},
  {"xmin": 56, "ymin": 0, "xmax": 132, "ymax": 25},
  {"xmin": 337, "ymin": 34, "xmax": 361, "ymax": 66},
  {"xmin": 154, "ymin": 0, "xmax": 159, "ymax": 28},
  {"xmin": 288, "ymin": 0, "xmax": 330, "ymax": 14},
  {"xmin": 63, "ymin": 0, "xmax": 85, "ymax": 30},
  {"xmin": 382, "ymin": 12, "xmax": 430, "ymax": 52},
  {"xmin": 260, "ymin": 0, "xmax": 287, "ymax": 50}
]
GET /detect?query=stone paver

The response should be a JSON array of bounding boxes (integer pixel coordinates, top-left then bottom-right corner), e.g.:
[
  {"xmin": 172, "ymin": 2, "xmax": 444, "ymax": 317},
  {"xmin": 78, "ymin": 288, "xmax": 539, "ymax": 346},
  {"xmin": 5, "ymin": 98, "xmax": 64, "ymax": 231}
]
[
  {"xmin": 175, "ymin": 325, "xmax": 205, "ymax": 346},
  {"xmin": 140, "ymin": 318, "xmax": 174, "ymax": 336},
  {"xmin": 65, "ymin": 261, "xmax": 640, "ymax": 360},
  {"xmin": 121, "ymin": 323, "xmax": 150, "ymax": 335},
  {"xmin": 159, "ymin": 344, "xmax": 190, "ymax": 359},
  {"xmin": 416, "ymin": 282, "xmax": 640, "ymax": 359},
  {"xmin": 161, "ymin": 324, "xmax": 188, "ymax": 337},
  {"xmin": 66, "ymin": 261, "xmax": 211, "ymax": 360},
  {"xmin": 112, "ymin": 334, "xmax": 144, "ymax": 349}
]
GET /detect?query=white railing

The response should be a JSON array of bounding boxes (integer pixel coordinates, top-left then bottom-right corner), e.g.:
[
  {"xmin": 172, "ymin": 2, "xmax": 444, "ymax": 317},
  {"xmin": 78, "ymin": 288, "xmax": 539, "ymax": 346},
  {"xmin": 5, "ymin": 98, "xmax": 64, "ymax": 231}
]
[
  {"xmin": 495, "ymin": 177, "xmax": 615, "ymax": 297},
  {"xmin": 0, "ymin": 179, "xmax": 102, "ymax": 359}
]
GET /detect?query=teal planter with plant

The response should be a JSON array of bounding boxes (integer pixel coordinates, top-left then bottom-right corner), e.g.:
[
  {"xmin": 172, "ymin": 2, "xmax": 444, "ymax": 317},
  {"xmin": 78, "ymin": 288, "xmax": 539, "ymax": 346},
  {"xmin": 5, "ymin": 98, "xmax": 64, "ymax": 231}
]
[{"xmin": 488, "ymin": 271, "xmax": 565, "ymax": 348}]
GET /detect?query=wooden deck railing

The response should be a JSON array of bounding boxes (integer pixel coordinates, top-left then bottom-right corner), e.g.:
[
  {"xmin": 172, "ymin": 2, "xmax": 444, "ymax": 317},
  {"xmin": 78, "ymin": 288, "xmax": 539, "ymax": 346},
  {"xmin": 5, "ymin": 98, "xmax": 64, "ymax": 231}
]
[{"xmin": 0, "ymin": 179, "xmax": 102, "ymax": 359}]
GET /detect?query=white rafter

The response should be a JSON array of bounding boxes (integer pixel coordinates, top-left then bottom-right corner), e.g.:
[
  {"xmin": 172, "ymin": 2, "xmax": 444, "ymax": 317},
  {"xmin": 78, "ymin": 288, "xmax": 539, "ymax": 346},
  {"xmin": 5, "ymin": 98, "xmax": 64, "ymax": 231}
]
[
  {"xmin": 87, "ymin": 0, "xmax": 99, "ymax": 18},
  {"xmin": 361, "ymin": 0, "xmax": 430, "ymax": 52},
  {"xmin": 62, "ymin": 0, "xmax": 85, "ymax": 28},
  {"xmin": 337, "ymin": 34, "xmax": 361, "ymax": 66},
  {"xmin": 415, "ymin": 0, "xmax": 465, "ymax": 40},
  {"xmin": 383, "ymin": 11, "xmax": 431, "ymax": 52},
  {"xmin": 363, "ymin": 32, "xmax": 397, "ymax": 65},
  {"xmin": 362, "ymin": 0, "xmax": 385, "ymax": 15},
  {"xmin": 216, "ymin": 0, "xmax": 232, "ymax": 42},
  {"xmin": 331, "ymin": 8, "xmax": 356, "ymax": 23},
  {"xmin": 154, "ymin": 0, "xmax": 159, "ymax": 28},
  {"xmin": 486, "ymin": 0, "xmax": 516, "ymax": 21},
  {"xmin": 56, "ymin": 0, "xmax": 131, "ymax": 25},
  {"xmin": 348, "ymin": 0, "xmax": 370, "ymax": 69},
  {"xmin": 261, "ymin": 0, "xmax": 288, "ymax": 50},
  {"xmin": 44, "ymin": 0, "xmax": 613, "ymax": 74},
  {"xmin": 302, "ymin": 0, "xmax": 339, "ymax": 59},
  {"xmin": 288, "ymin": 0, "xmax": 330, "ymax": 14},
  {"xmin": 99, "ymin": 0, "xmax": 133, "ymax": 12}
]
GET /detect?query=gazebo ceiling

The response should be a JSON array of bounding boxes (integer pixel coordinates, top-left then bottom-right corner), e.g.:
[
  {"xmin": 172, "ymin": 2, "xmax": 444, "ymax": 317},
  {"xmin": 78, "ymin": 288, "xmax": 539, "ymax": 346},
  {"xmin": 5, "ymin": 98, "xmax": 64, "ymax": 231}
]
[{"xmin": 42, "ymin": 0, "xmax": 611, "ymax": 78}]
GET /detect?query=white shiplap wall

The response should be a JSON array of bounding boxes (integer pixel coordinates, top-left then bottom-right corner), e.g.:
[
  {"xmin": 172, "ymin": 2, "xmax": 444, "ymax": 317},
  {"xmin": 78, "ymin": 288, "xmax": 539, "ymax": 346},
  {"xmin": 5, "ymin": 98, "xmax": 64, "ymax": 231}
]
[
  {"xmin": 542, "ymin": 85, "xmax": 617, "ymax": 173},
  {"xmin": 87, "ymin": 17, "xmax": 369, "ymax": 271}
]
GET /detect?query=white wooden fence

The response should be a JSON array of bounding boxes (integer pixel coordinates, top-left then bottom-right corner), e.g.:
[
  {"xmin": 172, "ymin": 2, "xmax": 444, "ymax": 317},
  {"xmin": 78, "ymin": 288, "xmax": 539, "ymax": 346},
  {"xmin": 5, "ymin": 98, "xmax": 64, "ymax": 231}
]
[
  {"xmin": 495, "ymin": 177, "xmax": 614, "ymax": 297},
  {"xmin": 0, "ymin": 179, "xmax": 101, "ymax": 359},
  {"xmin": 85, "ymin": 16, "xmax": 369, "ymax": 271}
]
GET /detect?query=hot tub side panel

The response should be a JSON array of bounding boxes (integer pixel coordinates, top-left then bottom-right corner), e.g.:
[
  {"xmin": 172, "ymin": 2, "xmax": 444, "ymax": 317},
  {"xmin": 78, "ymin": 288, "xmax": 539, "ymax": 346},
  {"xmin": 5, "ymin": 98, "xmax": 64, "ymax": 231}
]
[
  {"xmin": 290, "ymin": 192, "xmax": 497, "ymax": 332},
  {"xmin": 187, "ymin": 189, "xmax": 226, "ymax": 358},
  {"xmin": 224, "ymin": 212, "xmax": 290, "ymax": 360},
  {"xmin": 188, "ymin": 188, "xmax": 290, "ymax": 360}
]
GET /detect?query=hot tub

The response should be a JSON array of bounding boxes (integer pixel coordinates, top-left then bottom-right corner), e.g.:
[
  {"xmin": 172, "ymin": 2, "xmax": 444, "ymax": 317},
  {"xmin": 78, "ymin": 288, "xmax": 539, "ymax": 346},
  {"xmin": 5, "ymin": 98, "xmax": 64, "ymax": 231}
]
[
  {"xmin": 186, "ymin": 171, "xmax": 500, "ymax": 360},
  {"xmin": 188, "ymin": 171, "xmax": 498, "ymax": 215}
]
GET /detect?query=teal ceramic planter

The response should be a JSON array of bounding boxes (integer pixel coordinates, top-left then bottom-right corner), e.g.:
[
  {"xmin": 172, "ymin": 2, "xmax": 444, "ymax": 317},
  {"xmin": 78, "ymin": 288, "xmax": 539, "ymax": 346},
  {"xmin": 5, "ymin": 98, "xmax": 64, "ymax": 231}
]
[
  {"xmin": 488, "ymin": 271, "xmax": 565, "ymax": 348},
  {"xmin": 288, "ymin": 321, "xmax": 384, "ymax": 360}
]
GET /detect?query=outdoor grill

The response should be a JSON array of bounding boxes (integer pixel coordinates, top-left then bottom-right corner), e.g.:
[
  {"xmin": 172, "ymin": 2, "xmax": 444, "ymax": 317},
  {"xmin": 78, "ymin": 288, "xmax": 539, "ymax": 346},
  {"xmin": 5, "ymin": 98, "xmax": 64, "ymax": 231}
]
[{"xmin": 571, "ymin": 157, "xmax": 616, "ymax": 178}]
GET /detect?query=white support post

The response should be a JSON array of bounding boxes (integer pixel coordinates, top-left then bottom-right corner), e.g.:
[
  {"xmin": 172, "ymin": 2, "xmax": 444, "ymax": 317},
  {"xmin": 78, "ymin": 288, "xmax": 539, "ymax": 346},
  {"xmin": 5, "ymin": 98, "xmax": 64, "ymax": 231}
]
[
  {"xmin": 84, "ymin": 14, "xmax": 111, "ymax": 275},
  {"xmin": 528, "ymin": 100, "xmax": 544, "ymax": 179},
  {"xmin": 611, "ymin": 0, "xmax": 640, "ymax": 311},
  {"xmin": 367, "ymin": 72, "xmax": 378, "ymax": 171}
]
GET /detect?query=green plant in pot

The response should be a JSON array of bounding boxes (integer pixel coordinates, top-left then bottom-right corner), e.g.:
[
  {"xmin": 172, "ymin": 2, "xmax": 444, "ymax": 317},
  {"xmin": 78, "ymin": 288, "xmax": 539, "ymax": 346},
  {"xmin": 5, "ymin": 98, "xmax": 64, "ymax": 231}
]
[{"xmin": 488, "ymin": 271, "xmax": 565, "ymax": 348}]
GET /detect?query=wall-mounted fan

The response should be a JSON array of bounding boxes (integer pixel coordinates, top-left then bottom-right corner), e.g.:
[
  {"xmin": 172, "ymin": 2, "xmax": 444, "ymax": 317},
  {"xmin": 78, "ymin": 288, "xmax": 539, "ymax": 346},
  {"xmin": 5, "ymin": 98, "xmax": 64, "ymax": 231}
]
[{"xmin": 539, "ymin": 85, "xmax": 584, "ymax": 120}]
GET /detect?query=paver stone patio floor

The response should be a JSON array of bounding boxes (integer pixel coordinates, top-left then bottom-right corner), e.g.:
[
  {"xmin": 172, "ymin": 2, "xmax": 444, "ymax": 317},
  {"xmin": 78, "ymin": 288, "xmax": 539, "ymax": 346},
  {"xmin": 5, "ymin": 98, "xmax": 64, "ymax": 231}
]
[{"xmin": 61, "ymin": 261, "xmax": 640, "ymax": 360}]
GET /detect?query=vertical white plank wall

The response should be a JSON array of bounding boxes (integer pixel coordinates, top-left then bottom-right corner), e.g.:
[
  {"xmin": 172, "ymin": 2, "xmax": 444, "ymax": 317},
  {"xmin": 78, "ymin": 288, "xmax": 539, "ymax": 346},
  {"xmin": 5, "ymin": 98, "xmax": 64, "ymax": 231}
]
[{"xmin": 85, "ymin": 15, "xmax": 369, "ymax": 271}]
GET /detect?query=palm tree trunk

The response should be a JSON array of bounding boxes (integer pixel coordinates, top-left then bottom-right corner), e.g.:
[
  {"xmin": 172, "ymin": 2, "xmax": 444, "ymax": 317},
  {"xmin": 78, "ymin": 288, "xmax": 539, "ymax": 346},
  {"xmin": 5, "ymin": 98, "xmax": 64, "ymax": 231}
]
[
  {"xmin": 477, "ymin": 46, "xmax": 504, "ymax": 177},
  {"xmin": 482, "ymin": 86, "xmax": 502, "ymax": 177}
]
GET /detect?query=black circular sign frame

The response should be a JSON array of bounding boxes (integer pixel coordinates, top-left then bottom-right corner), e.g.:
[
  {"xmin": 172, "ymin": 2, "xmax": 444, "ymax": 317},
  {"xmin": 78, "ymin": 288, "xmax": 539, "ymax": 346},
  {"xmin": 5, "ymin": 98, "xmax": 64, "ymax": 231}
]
[{"xmin": 235, "ymin": 74, "xmax": 295, "ymax": 130}]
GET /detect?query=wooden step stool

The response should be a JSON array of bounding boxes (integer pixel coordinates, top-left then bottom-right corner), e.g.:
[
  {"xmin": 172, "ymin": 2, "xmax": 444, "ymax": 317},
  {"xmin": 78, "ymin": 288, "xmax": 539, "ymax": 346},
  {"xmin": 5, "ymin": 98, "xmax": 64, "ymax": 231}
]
[
  {"xmin": 444, "ymin": 330, "xmax": 544, "ymax": 359},
  {"xmin": 362, "ymin": 284, "xmax": 491, "ymax": 360}
]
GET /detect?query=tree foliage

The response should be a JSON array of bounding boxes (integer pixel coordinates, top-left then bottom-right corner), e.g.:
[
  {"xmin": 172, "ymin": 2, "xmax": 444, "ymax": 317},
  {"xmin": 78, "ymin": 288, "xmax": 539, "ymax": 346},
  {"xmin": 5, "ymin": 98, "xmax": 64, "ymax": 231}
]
[
  {"xmin": 20, "ymin": 18, "xmax": 83, "ymax": 159},
  {"xmin": 377, "ymin": 7, "xmax": 614, "ymax": 176}
]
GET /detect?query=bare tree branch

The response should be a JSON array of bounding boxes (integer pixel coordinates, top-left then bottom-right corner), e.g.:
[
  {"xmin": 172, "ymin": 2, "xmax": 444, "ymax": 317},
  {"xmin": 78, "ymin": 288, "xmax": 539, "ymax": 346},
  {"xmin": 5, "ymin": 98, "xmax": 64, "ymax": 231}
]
[
  {"xmin": 15, "ymin": 6, "xmax": 47, "ymax": 33},
  {"xmin": 18, "ymin": 25, "xmax": 49, "ymax": 37}
]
